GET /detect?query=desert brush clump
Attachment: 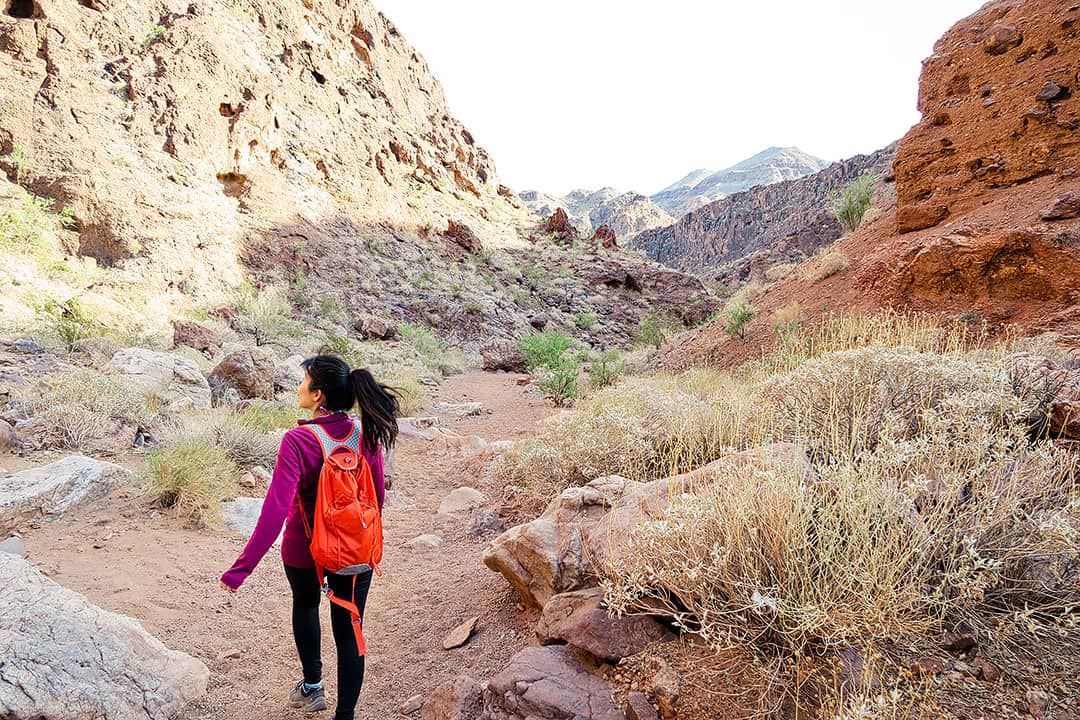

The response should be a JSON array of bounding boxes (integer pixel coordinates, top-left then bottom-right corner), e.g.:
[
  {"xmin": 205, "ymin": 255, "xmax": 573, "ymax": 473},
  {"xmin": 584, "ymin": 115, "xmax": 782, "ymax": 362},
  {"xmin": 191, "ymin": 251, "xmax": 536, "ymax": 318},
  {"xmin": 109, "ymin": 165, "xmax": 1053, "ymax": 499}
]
[
  {"xmin": 146, "ymin": 438, "xmax": 239, "ymax": 525},
  {"xmin": 22, "ymin": 367, "xmax": 157, "ymax": 451},
  {"xmin": 172, "ymin": 408, "xmax": 282, "ymax": 470},
  {"xmin": 832, "ymin": 172, "xmax": 877, "ymax": 233},
  {"xmin": 398, "ymin": 322, "xmax": 465, "ymax": 376},
  {"xmin": 801, "ymin": 247, "xmax": 851, "ymax": 283}
]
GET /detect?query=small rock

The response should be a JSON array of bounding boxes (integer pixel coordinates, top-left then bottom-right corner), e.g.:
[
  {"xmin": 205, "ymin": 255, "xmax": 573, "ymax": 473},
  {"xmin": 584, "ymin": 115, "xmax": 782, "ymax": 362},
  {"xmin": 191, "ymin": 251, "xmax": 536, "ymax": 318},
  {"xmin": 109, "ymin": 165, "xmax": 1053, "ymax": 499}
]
[
  {"xmin": 221, "ymin": 497, "xmax": 283, "ymax": 545},
  {"xmin": 400, "ymin": 694, "xmax": 424, "ymax": 715},
  {"xmin": 173, "ymin": 320, "xmax": 223, "ymax": 358},
  {"xmin": 418, "ymin": 376, "xmax": 439, "ymax": 387},
  {"xmin": 480, "ymin": 340, "xmax": 526, "ymax": 373},
  {"xmin": 13, "ymin": 339, "xmax": 42, "ymax": 354},
  {"xmin": 529, "ymin": 313, "xmax": 550, "ymax": 330},
  {"xmin": 406, "ymin": 534, "xmax": 443, "ymax": 550},
  {"xmin": 0, "ymin": 535, "xmax": 27, "ymax": 558},
  {"xmin": 649, "ymin": 660, "xmax": 680, "ymax": 720},
  {"xmin": 466, "ymin": 509, "xmax": 505, "ymax": 538},
  {"xmin": 383, "ymin": 489, "xmax": 413, "ymax": 509},
  {"xmin": 441, "ymin": 616, "xmax": 479, "ymax": 650},
  {"xmin": 217, "ymin": 649, "xmax": 242, "ymax": 660},
  {"xmin": 438, "ymin": 487, "xmax": 486, "ymax": 516},
  {"xmin": 209, "ymin": 348, "xmax": 275, "ymax": 401},
  {"xmin": 627, "ymin": 692, "xmax": 659, "ymax": 720},
  {"xmin": 0, "ymin": 422, "xmax": 17, "ymax": 454},
  {"xmin": 411, "ymin": 417, "xmax": 440, "ymax": 429},
  {"xmin": 238, "ymin": 466, "xmax": 272, "ymax": 491},
  {"xmin": 909, "ymin": 657, "xmax": 944, "ymax": 677},
  {"xmin": 942, "ymin": 622, "xmax": 976, "ymax": 653},
  {"xmin": 354, "ymin": 314, "xmax": 397, "ymax": 340},
  {"xmin": 972, "ymin": 656, "xmax": 1002, "ymax": 683},
  {"xmin": 1041, "ymin": 191, "xmax": 1080, "ymax": 221},
  {"xmin": 1035, "ymin": 81, "xmax": 1065, "ymax": 102},
  {"xmin": 954, "ymin": 660, "xmax": 981, "ymax": 679},
  {"xmin": 1026, "ymin": 689, "xmax": 1050, "ymax": 718},
  {"xmin": 983, "ymin": 24, "xmax": 1022, "ymax": 55},
  {"xmin": 433, "ymin": 401, "xmax": 483, "ymax": 417}
]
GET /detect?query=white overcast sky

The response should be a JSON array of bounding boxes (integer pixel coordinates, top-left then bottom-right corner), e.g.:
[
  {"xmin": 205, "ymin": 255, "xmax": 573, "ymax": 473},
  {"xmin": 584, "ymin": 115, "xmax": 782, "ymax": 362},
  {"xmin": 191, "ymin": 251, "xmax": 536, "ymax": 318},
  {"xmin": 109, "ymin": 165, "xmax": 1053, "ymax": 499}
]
[{"xmin": 373, "ymin": 0, "xmax": 988, "ymax": 196}]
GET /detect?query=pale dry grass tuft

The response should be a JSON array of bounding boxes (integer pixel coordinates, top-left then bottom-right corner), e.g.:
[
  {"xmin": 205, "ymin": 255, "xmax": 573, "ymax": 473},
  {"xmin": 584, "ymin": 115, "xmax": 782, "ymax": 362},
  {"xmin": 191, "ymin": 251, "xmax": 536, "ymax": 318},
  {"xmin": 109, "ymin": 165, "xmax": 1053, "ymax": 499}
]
[
  {"xmin": 146, "ymin": 437, "xmax": 239, "ymax": 525},
  {"xmin": 800, "ymin": 248, "xmax": 851, "ymax": 284}
]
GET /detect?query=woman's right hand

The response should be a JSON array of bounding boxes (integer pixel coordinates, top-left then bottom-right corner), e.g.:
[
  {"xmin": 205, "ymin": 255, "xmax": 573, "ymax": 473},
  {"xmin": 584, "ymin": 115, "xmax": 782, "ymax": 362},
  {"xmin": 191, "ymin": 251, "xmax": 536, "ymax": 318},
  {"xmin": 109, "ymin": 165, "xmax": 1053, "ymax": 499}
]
[{"xmin": 220, "ymin": 580, "xmax": 238, "ymax": 594}]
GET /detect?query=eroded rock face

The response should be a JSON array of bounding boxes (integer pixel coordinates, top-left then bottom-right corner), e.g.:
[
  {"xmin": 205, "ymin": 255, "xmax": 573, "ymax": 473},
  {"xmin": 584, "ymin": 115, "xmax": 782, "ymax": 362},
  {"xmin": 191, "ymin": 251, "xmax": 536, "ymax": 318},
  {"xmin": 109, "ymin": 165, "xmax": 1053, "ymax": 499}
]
[
  {"xmin": 422, "ymin": 675, "xmax": 482, "ymax": 720},
  {"xmin": 480, "ymin": 645, "xmax": 625, "ymax": 720},
  {"xmin": 209, "ymin": 348, "xmax": 275, "ymax": 401},
  {"xmin": 536, "ymin": 587, "xmax": 674, "ymax": 662},
  {"xmin": 483, "ymin": 476, "xmax": 628, "ymax": 608},
  {"xmin": 894, "ymin": 0, "xmax": 1080, "ymax": 233},
  {"xmin": 105, "ymin": 348, "xmax": 211, "ymax": 410},
  {"xmin": 0, "ymin": 553, "xmax": 209, "ymax": 720},
  {"xmin": 0, "ymin": 456, "xmax": 132, "ymax": 534},
  {"xmin": 172, "ymin": 321, "xmax": 222, "ymax": 358}
]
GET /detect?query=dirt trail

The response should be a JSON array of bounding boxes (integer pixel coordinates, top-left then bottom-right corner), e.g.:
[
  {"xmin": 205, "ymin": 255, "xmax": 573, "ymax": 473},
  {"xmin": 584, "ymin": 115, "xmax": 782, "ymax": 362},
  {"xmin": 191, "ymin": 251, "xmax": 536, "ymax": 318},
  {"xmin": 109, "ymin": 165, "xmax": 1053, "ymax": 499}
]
[{"xmin": 23, "ymin": 369, "xmax": 552, "ymax": 719}]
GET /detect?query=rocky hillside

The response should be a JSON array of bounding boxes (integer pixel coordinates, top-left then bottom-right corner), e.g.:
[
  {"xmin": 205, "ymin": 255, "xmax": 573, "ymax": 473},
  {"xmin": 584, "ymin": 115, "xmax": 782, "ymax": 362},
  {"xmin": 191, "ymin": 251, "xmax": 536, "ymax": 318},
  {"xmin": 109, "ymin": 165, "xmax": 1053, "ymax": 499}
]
[
  {"xmin": 0, "ymin": 0, "xmax": 529, "ymax": 298},
  {"xmin": 519, "ymin": 187, "xmax": 674, "ymax": 243},
  {"xmin": 632, "ymin": 145, "xmax": 896, "ymax": 285},
  {"xmin": 650, "ymin": 146, "xmax": 829, "ymax": 217},
  {"xmin": 664, "ymin": 0, "xmax": 1080, "ymax": 369}
]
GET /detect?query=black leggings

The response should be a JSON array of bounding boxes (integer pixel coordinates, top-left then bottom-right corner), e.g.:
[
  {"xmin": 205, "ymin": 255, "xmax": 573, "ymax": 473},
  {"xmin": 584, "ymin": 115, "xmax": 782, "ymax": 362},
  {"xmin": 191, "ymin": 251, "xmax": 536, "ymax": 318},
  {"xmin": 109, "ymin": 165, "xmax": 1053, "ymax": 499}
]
[{"xmin": 284, "ymin": 564, "xmax": 373, "ymax": 720}]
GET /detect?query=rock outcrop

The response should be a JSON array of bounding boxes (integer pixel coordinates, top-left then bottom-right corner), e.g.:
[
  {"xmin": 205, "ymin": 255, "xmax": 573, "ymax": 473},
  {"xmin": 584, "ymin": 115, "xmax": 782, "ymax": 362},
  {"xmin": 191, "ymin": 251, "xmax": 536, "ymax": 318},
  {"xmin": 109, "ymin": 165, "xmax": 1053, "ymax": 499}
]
[
  {"xmin": 536, "ymin": 587, "xmax": 674, "ymax": 662},
  {"xmin": 0, "ymin": 456, "xmax": 132, "ymax": 534},
  {"xmin": 209, "ymin": 347, "xmax": 275, "ymax": 401},
  {"xmin": 520, "ymin": 188, "xmax": 674, "ymax": 243},
  {"xmin": 0, "ymin": 553, "xmax": 209, "ymax": 720},
  {"xmin": 105, "ymin": 349, "xmax": 211, "ymax": 410},
  {"xmin": 650, "ymin": 146, "xmax": 829, "ymax": 217},
  {"xmin": 0, "ymin": 0, "xmax": 528, "ymax": 295},
  {"xmin": 632, "ymin": 145, "xmax": 896, "ymax": 283}
]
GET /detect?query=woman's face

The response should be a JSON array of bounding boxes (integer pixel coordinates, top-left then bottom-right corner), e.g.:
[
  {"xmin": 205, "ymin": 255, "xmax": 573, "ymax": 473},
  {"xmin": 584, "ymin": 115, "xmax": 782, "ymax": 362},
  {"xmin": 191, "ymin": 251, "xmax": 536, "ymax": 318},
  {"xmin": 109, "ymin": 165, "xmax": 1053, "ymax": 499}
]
[{"xmin": 298, "ymin": 372, "xmax": 323, "ymax": 412}]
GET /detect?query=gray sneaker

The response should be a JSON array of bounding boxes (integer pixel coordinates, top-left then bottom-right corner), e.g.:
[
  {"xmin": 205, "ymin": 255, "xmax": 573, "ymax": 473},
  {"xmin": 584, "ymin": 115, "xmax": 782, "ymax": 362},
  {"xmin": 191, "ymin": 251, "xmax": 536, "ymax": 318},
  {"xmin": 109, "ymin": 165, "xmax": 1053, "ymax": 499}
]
[{"xmin": 288, "ymin": 681, "xmax": 327, "ymax": 712}]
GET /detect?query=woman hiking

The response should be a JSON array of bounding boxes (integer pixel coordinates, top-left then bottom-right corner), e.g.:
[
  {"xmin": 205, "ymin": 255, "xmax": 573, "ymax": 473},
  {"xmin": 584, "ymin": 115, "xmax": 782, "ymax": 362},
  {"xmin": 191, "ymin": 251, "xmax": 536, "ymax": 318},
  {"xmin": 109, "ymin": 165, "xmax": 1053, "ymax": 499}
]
[{"xmin": 220, "ymin": 355, "xmax": 399, "ymax": 719}]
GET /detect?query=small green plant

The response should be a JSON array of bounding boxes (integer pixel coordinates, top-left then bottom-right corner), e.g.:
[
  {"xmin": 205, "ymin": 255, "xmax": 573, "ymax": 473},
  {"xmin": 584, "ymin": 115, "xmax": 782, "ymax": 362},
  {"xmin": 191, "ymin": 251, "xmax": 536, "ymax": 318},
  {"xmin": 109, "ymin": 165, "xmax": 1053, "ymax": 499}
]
[
  {"xmin": 0, "ymin": 190, "xmax": 52, "ymax": 248},
  {"xmin": 462, "ymin": 300, "xmax": 485, "ymax": 316},
  {"xmin": 316, "ymin": 294, "xmax": 345, "ymax": 322},
  {"xmin": 233, "ymin": 282, "xmax": 303, "ymax": 347},
  {"xmin": 147, "ymin": 438, "xmax": 239, "ymax": 524},
  {"xmin": 57, "ymin": 206, "xmax": 77, "ymax": 229},
  {"xmin": 634, "ymin": 310, "xmax": 678, "ymax": 349},
  {"xmin": 832, "ymin": 172, "xmax": 877, "ymax": 233},
  {"xmin": 573, "ymin": 311, "xmax": 599, "ymax": 331},
  {"xmin": 538, "ymin": 353, "xmax": 585, "ymax": 407},
  {"xmin": 519, "ymin": 331, "xmax": 573, "ymax": 372},
  {"xmin": 398, "ymin": 322, "xmax": 464, "ymax": 376},
  {"xmin": 10, "ymin": 144, "xmax": 28, "ymax": 183},
  {"xmin": 37, "ymin": 297, "xmax": 98, "ymax": 350},
  {"xmin": 723, "ymin": 299, "xmax": 755, "ymax": 341},
  {"xmin": 142, "ymin": 23, "xmax": 166, "ymax": 46},
  {"xmin": 585, "ymin": 349, "xmax": 623, "ymax": 390}
]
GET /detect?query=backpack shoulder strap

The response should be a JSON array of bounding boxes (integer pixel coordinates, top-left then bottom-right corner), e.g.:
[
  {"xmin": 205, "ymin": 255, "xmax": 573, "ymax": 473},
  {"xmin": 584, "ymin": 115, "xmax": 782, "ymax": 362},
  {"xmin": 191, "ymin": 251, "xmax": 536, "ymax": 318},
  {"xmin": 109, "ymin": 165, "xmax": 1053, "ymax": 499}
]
[{"xmin": 305, "ymin": 420, "xmax": 361, "ymax": 458}]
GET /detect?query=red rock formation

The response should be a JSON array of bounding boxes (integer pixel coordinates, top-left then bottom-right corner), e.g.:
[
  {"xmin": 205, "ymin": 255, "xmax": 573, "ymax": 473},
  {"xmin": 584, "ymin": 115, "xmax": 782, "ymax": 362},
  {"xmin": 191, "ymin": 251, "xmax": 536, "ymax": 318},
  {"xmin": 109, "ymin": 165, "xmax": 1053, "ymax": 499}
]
[{"xmin": 895, "ymin": 0, "xmax": 1080, "ymax": 233}]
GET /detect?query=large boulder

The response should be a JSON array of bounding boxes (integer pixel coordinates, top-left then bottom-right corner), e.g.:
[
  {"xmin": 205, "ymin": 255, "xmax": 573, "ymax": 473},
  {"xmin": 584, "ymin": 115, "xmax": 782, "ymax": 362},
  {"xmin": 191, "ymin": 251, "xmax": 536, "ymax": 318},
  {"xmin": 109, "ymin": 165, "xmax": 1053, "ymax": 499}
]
[
  {"xmin": 480, "ymin": 339, "xmax": 526, "ymax": 373},
  {"xmin": 535, "ymin": 587, "xmax": 674, "ymax": 662},
  {"xmin": 0, "ymin": 456, "xmax": 132, "ymax": 535},
  {"xmin": 172, "ymin": 321, "xmax": 223, "ymax": 358},
  {"xmin": 480, "ymin": 645, "xmax": 624, "ymax": 720},
  {"xmin": 105, "ymin": 348, "xmax": 211, "ymax": 410},
  {"xmin": 0, "ymin": 553, "xmax": 209, "ymax": 719},
  {"xmin": 483, "ymin": 475, "xmax": 628, "ymax": 608},
  {"xmin": 273, "ymin": 354, "xmax": 306, "ymax": 394},
  {"xmin": 1003, "ymin": 352, "xmax": 1080, "ymax": 440},
  {"xmin": 209, "ymin": 348, "xmax": 275, "ymax": 401},
  {"xmin": 353, "ymin": 314, "xmax": 397, "ymax": 340}
]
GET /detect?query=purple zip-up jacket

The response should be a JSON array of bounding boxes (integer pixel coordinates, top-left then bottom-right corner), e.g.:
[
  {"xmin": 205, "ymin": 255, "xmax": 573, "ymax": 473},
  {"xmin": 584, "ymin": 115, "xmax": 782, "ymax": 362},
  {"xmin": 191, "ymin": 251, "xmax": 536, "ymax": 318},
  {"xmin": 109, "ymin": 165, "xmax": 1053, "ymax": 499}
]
[{"xmin": 221, "ymin": 412, "xmax": 384, "ymax": 590}]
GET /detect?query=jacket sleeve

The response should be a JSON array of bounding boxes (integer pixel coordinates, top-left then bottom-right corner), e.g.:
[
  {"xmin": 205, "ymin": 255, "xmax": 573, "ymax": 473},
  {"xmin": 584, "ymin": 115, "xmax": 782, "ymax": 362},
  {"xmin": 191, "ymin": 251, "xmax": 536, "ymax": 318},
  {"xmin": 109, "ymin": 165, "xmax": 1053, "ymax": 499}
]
[{"xmin": 220, "ymin": 432, "xmax": 303, "ymax": 590}]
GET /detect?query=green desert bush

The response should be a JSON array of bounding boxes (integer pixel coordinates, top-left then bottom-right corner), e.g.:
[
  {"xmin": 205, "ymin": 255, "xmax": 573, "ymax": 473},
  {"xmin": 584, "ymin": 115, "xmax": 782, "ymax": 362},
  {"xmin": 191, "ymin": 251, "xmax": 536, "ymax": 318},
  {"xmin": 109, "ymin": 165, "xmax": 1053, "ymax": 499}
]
[
  {"xmin": 35, "ymin": 298, "xmax": 99, "ymax": 350},
  {"xmin": 832, "ymin": 172, "xmax": 877, "ymax": 233},
  {"xmin": 634, "ymin": 310, "xmax": 680, "ymax": 349},
  {"xmin": 585, "ymin": 349, "xmax": 624, "ymax": 390},
  {"xmin": 174, "ymin": 409, "xmax": 282, "ymax": 470},
  {"xmin": 0, "ymin": 190, "xmax": 52, "ymax": 248},
  {"xmin": 398, "ymin": 322, "xmax": 465, "ymax": 376},
  {"xmin": 147, "ymin": 438, "xmax": 239, "ymax": 524},
  {"xmin": 518, "ymin": 330, "xmax": 573, "ymax": 372},
  {"xmin": 232, "ymin": 283, "xmax": 303, "ymax": 347},
  {"xmin": 537, "ymin": 354, "xmax": 584, "ymax": 407},
  {"xmin": 722, "ymin": 299, "xmax": 754, "ymax": 340}
]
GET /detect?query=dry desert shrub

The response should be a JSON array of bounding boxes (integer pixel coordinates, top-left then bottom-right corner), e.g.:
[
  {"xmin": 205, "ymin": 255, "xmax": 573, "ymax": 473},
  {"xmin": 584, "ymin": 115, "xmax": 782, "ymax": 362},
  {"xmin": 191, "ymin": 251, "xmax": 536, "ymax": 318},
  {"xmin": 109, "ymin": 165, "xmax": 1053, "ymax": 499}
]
[
  {"xmin": 172, "ymin": 407, "xmax": 282, "ymax": 470},
  {"xmin": 146, "ymin": 437, "xmax": 239, "ymax": 525},
  {"xmin": 764, "ymin": 262, "xmax": 798, "ymax": 283},
  {"xmin": 800, "ymin": 248, "xmax": 851, "ymax": 284},
  {"xmin": 24, "ymin": 367, "xmax": 157, "ymax": 450}
]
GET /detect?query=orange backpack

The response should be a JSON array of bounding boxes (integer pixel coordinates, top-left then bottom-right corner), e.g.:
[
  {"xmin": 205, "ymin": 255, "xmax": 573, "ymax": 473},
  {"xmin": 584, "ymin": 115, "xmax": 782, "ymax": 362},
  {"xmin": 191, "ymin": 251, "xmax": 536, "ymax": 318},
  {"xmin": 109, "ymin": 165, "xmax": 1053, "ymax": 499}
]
[{"xmin": 299, "ymin": 420, "xmax": 383, "ymax": 655}]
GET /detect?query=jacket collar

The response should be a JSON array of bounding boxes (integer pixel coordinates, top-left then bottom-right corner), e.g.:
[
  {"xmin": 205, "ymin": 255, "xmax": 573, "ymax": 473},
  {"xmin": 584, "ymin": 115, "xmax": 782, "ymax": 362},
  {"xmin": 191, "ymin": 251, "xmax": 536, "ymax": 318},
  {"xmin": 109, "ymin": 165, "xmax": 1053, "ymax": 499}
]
[{"xmin": 297, "ymin": 411, "xmax": 349, "ymax": 426}]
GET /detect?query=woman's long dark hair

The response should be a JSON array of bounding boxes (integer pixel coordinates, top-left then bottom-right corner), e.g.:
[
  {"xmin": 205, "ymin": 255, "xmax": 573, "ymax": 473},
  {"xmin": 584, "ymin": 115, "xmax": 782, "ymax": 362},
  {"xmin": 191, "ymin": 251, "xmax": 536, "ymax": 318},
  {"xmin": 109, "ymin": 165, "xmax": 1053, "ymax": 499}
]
[{"xmin": 300, "ymin": 355, "xmax": 399, "ymax": 454}]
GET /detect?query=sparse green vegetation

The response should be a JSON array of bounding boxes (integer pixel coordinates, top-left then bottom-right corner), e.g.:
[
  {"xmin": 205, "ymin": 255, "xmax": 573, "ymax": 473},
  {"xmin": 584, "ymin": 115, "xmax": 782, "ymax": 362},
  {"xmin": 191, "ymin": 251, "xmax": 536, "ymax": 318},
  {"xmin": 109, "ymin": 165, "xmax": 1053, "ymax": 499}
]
[
  {"xmin": 634, "ymin": 309, "xmax": 680, "ymax": 349},
  {"xmin": 398, "ymin": 322, "xmax": 464, "ymax": 376},
  {"xmin": 585, "ymin": 349, "xmax": 623, "ymax": 390},
  {"xmin": 722, "ymin": 299, "xmax": 754, "ymax": 340},
  {"xmin": 519, "ymin": 331, "xmax": 573, "ymax": 372},
  {"xmin": 0, "ymin": 190, "xmax": 52, "ymax": 248},
  {"xmin": 801, "ymin": 247, "xmax": 851, "ymax": 283},
  {"xmin": 233, "ymin": 283, "xmax": 303, "ymax": 347},
  {"xmin": 147, "ymin": 438, "xmax": 238, "ymax": 525},
  {"xmin": 832, "ymin": 172, "xmax": 877, "ymax": 233},
  {"xmin": 36, "ymin": 297, "xmax": 99, "ymax": 350},
  {"xmin": 573, "ymin": 311, "xmax": 599, "ymax": 330},
  {"xmin": 142, "ymin": 23, "xmax": 166, "ymax": 46},
  {"xmin": 10, "ymin": 144, "xmax": 28, "ymax": 184}
]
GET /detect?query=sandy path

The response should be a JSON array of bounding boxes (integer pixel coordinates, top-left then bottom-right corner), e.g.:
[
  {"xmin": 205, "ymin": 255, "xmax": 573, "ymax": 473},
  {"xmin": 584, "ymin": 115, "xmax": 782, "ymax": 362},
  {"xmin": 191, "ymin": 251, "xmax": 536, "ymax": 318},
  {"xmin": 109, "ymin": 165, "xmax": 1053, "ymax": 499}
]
[{"xmin": 23, "ymin": 369, "xmax": 551, "ymax": 719}]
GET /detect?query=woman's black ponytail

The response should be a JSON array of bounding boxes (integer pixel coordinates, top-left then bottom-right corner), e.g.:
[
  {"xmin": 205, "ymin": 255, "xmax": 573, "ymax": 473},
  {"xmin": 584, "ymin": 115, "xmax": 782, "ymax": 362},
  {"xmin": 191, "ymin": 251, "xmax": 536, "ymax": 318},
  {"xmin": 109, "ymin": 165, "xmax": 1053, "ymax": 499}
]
[
  {"xmin": 349, "ymin": 367, "xmax": 399, "ymax": 455},
  {"xmin": 301, "ymin": 354, "xmax": 400, "ymax": 454}
]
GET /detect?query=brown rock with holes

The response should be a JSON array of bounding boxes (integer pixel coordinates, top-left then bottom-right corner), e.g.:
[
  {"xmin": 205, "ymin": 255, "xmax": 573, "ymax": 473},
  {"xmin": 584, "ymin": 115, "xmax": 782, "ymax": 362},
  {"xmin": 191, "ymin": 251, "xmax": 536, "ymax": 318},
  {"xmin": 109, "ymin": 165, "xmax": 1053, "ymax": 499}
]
[
  {"xmin": 535, "ymin": 587, "xmax": 674, "ymax": 662},
  {"xmin": 209, "ymin": 348, "xmax": 275, "ymax": 400},
  {"xmin": 444, "ymin": 220, "xmax": 482, "ymax": 255},
  {"xmin": 590, "ymin": 225, "xmax": 618, "ymax": 250},
  {"xmin": 1026, "ymin": 689, "xmax": 1050, "ymax": 718},
  {"xmin": 542, "ymin": 208, "xmax": 578, "ymax": 245},
  {"xmin": 422, "ymin": 675, "xmax": 482, "ymax": 720},
  {"xmin": 480, "ymin": 645, "xmax": 625, "ymax": 720},
  {"xmin": 983, "ymin": 24, "xmax": 1022, "ymax": 55},
  {"xmin": 648, "ymin": 659, "xmax": 680, "ymax": 720},
  {"xmin": 173, "ymin": 321, "xmax": 223, "ymax": 358},
  {"xmin": 1041, "ymin": 191, "xmax": 1080, "ymax": 220},
  {"xmin": 479, "ymin": 339, "xmax": 526, "ymax": 373},
  {"xmin": 942, "ymin": 622, "xmax": 976, "ymax": 653}
]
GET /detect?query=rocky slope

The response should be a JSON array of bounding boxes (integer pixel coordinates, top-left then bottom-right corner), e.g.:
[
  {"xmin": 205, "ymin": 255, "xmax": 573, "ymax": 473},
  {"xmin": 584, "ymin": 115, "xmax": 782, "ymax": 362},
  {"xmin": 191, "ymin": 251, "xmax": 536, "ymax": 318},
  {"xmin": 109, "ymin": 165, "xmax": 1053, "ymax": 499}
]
[
  {"xmin": 0, "ymin": 0, "xmax": 529, "ymax": 298},
  {"xmin": 519, "ymin": 187, "xmax": 674, "ymax": 243},
  {"xmin": 632, "ymin": 145, "xmax": 896, "ymax": 285},
  {"xmin": 650, "ymin": 146, "xmax": 829, "ymax": 217},
  {"xmin": 663, "ymin": 0, "xmax": 1080, "ymax": 369}
]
